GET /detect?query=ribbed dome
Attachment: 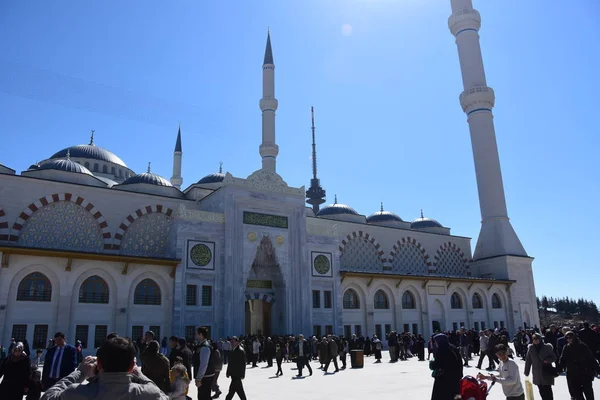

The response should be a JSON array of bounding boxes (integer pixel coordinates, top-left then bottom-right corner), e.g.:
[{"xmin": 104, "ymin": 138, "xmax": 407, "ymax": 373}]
[
  {"xmin": 37, "ymin": 159, "xmax": 93, "ymax": 175},
  {"xmin": 50, "ymin": 144, "xmax": 127, "ymax": 167},
  {"xmin": 198, "ymin": 172, "xmax": 225, "ymax": 184},
  {"xmin": 120, "ymin": 172, "xmax": 172, "ymax": 187},
  {"xmin": 411, "ymin": 216, "xmax": 443, "ymax": 229},
  {"xmin": 317, "ymin": 196, "xmax": 358, "ymax": 217},
  {"xmin": 367, "ymin": 210, "xmax": 403, "ymax": 224}
]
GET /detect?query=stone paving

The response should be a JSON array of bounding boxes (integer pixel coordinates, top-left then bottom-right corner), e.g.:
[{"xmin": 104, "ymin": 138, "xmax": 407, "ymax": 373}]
[{"xmin": 186, "ymin": 351, "xmax": 600, "ymax": 400}]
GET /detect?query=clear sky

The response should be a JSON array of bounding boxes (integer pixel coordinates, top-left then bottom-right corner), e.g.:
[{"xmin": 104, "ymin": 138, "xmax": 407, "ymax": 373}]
[{"xmin": 1, "ymin": 1, "xmax": 598, "ymax": 303}]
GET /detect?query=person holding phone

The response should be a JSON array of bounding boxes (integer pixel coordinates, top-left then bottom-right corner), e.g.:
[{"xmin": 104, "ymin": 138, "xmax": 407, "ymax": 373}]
[{"xmin": 478, "ymin": 344, "xmax": 524, "ymax": 400}]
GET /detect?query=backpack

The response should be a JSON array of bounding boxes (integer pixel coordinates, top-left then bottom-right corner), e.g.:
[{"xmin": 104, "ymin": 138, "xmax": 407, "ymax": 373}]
[{"xmin": 460, "ymin": 376, "xmax": 488, "ymax": 400}]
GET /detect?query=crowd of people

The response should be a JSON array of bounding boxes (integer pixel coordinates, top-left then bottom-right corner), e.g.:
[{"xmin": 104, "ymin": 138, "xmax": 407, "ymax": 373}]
[{"xmin": 1, "ymin": 322, "xmax": 600, "ymax": 400}]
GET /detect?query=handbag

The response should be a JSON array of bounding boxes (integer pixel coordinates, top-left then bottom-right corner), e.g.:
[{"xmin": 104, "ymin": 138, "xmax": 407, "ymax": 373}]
[
  {"xmin": 542, "ymin": 363, "xmax": 559, "ymax": 378},
  {"xmin": 525, "ymin": 380, "xmax": 535, "ymax": 400}
]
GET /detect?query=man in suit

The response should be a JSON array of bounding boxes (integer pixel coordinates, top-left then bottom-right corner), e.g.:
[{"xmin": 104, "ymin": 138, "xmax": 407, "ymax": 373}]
[
  {"xmin": 294, "ymin": 334, "xmax": 312, "ymax": 377},
  {"xmin": 42, "ymin": 332, "xmax": 78, "ymax": 390},
  {"xmin": 225, "ymin": 336, "xmax": 246, "ymax": 400}
]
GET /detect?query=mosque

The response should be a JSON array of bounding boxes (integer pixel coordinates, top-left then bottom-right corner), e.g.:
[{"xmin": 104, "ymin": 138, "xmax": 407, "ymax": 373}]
[{"xmin": 0, "ymin": 0, "xmax": 539, "ymax": 352}]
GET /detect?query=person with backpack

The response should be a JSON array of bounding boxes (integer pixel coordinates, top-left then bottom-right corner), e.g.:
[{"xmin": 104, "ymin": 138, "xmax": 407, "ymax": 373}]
[
  {"xmin": 478, "ymin": 344, "xmax": 524, "ymax": 400},
  {"xmin": 430, "ymin": 333, "xmax": 463, "ymax": 400}
]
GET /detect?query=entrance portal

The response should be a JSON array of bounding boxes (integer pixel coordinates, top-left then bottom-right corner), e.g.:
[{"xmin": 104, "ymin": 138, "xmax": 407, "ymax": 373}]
[{"xmin": 245, "ymin": 299, "xmax": 272, "ymax": 336}]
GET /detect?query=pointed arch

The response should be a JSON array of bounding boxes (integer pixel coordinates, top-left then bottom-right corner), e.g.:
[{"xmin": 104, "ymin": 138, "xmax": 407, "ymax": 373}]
[
  {"xmin": 389, "ymin": 236, "xmax": 431, "ymax": 274},
  {"xmin": 401, "ymin": 290, "xmax": 417, "ymax": 309},
  {"xmin": 0, "ymin": 207, "xmax": 8, "ymax": 241},
  {"xmin": 433, "ymin": 242, "xmax": 470, "ymax": 276},
  {"xmin": 17, "ymin": 272, "xmax": 52, "ymax": 302},
  {"xmin": 374, "ymin": 289, "xmax": 390, "ymax": 309},
  {"xmin": 339, "ymin": 231, "xmax": 385, "ymax": 272},
  {"xmin": 113, "ymin": 205, "xmax": 174, "ymax": 251},
  {"xmin": 472, "ymin": 292, "xmax": 484, "ymax": 309},
  {"xmin": 9, "ymin": 194, "xmax": 111, "ymax": 249},
  {"xmin": 450, "ymin": 291, "xmax": 464, "ymax": 309},
  {"xmin": 79, "ymin": 275, "xmax": 110, "ymax": 304},
  {"xmin": 491, "ymin": 292, "xmax": 503, "ymax": 309}
]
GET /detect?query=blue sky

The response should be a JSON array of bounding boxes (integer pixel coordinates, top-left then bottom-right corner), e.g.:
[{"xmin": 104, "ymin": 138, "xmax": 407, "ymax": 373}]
[{"xmin": 1, "ymin": 1, "xmax": 598, "ymax": 303}]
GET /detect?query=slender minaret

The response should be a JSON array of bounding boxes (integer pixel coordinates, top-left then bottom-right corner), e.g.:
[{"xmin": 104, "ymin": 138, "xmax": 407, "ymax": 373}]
[
  {"xmin": 448, "ymin": 0, "xmax": 526, "ymax": 260},
  {"xmin": 259, "ymin": 29, "xmax": 279, "ymax": 172},
  {"xmin": 305, "ymin": 106, "xmax": 326, "ymax": 214},
  {"xmin": 170, "ymin": 125, "xmax": 183, "ymax": 189}
]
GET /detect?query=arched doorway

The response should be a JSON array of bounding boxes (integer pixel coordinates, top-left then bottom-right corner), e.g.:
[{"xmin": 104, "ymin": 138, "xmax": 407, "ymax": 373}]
[
  {"xmin": 430, "ymin": 299, "xmax": 445, "ymax": 334},
  {"xmin": 245, "ymin": 234, "xmax": 285, "ymax": 335},
  {"xmin": 244, "ymin": 293, "xmax": 275, "ymax": 336}
]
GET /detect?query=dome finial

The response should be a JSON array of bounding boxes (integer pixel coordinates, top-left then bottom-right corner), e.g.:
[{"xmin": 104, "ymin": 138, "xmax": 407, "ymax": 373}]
[
  {"xmin": 89, "ymin": 129, "xmax": 95, "ymax": 145},
  {"xmin": 334, "ymin": 194, "xmax": 338, "ymax": 204},
  {"xmin": 66, "ymin": 149, "xmax": 71, "ymax": 160},
  {"xmin": 381, "ymin": 201, "xmax": 384, "ymax": 212},
  {"xmin": 219, "ymin": 161, "xmax": 223, "ymax": 173},
  {"xmin": 421, "ymin": 209, "xmax": 424, "ymax": 219},
  {"xmin": 147, "ymin": 162, "xmax": 151, "ymax": 173}
]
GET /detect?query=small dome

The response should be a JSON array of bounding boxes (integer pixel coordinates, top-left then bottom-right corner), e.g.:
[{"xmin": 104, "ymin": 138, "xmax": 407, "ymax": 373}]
[
  {"xmin": 198, "ymin": 172, "xmax": 225, "ymax": 184},
  {"xmin": 120, "ymin": 172, "xmax": 172, "ymax": 187},
  {"xmin": 50, "ymin": 144, "xmax": 127, "ymax": 167},
  {"xmin": 367, "ymin": 203, "xmax": 403, "ymax": 223},
  {"xmin": 28, "ymin": 163, "xmax": 40, "ymax": 170},
  {"xmin": 317, "ymin": 196, "xmax": 358, "ymax": 217},
  {"xmin": 411, "ymin": 211, "xmax": 443, "ymax": 229},
  {"xmin": 37, "ymin": 159, "xmax": 93, "ymax": 175}
]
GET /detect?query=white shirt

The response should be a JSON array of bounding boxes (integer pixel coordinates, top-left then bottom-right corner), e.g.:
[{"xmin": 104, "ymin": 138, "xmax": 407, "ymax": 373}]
[
  {"xmin": 253, "ymin": 341, "xmax": 260, "ymax": 354},
  {"xmin": 298, "ymin": 340, "xmax": 304, "ymax": 357},
  {"xmin": 494, "ymin": 358, "xmax": 524, "ymax": 397}
]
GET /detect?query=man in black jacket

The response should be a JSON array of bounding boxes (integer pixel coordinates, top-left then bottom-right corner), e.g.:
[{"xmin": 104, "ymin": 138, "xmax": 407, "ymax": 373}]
[
  {"xmin": 42, "ymin": 332, "xmax": 78, "ymax": 390},
  {"xmin": 177, "ymin": 338, "xmax": 193, "ymax": 380},
  {"xmin": 225, "ymin": 337, "xmax": 247, "ymax": 400}
]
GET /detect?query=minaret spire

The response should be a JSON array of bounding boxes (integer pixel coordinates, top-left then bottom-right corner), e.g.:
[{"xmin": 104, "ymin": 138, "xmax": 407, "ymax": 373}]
[
  {"xmin": 170, "ymin": 125, "xmax": 183, "ymax": 189},
  {"xmin": 448, "ymin": 0, "xmax": 526, "ymax": 260},
  {"xmin": 89, "ymin": 130, "xmax": 95, "ymax": 145},
  {"xmin": 259, "ymin": 29, "xmax": 279, "ymax": 172},
  {"xmin": 305, "ymin": 106, "xmax": 326, "ymax": 214}
]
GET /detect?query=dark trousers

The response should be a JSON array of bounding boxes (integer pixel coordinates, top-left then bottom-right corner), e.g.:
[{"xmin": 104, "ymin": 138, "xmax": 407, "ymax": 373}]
[
  {"xmin": 198, "ymin": 376, "xmax": 214, "ymax": 400},
  {"xmin": 266, "ymin": 356, "xmax": 273, "ymax": 367},
  {"xmin": 296, "ymin": 355, "xmax": 312, "ymax": 376},
  {"xmin": 567, "ymin": 375, "xmax": 595, "ymax": 400},
  {"xmin": 225, "ymin": 377, "xmax": 246, "ymax": 400},
  {"xmin": 340, "ymin": 352, "xmax": 347, "ymax": 368},
  {"xmin": 276, "ymin": 358, "xmax": 283, "ymax": 375},
  {"xmin": 324, "ymin": 356, "xmax": 339, "ymax": 372},
  {"xmin": 537, "ymin": 384, "xmax": 554, "ymax": 400},
  {"xmin": 507, "ymin": 394, "xmax": 525, "ymax": 400},
  {"xmin": 252, "ymin": 354, "xmax": 258, "ymax": 367},
  {"xmin": 477, "ymin": 349, "xmax": 494, "ymax": 369},
  {"xmin": 223, "ymin": 350, "xmax": 229, "ymax": 364},
  {"xmin": 417, "ymin": 347, "xmax": 425, "ymax": 361},
  {"xmin": 211, "ymin": 371, "xmax": 221, "ymax": 392}
]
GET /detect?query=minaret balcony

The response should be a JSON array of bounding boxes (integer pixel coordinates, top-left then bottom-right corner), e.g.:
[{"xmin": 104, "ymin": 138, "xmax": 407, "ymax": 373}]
[
  {"xmin": 260, "ymin": 98, "xmax": 278, "ymax": 111},
  {"xmin": 459, "ymin": 86, "xmax": 495, "ymax": 114},
  {"xmin": 259, "ymin": 143, "xmax": 279, "ymax": 158},
  {"xmin": 448, "ymin": 8, "xmax": 481, "ymax": 36}
]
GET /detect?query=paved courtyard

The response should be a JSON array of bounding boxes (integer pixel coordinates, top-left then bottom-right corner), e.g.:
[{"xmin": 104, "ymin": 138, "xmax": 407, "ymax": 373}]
[{"xmin": 186, "ymin": 351, "xmax": 599, "ymax": 400}]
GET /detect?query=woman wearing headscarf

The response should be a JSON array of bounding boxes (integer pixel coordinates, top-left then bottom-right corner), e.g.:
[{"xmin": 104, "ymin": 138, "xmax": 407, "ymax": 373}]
[
  {"xmin": 0, "ymin": 342, "xmax": 31, "ymax": 400},
  {"xmin": 524, "ymin": 333, "xmax": 557, "ymax": 400},
  {"xmin": 559, "ymin": 331, "xmax": 600, "ymax": 400},
  {"xmin": 372, "ymin": 335, "xmax": 382, "ymax": 363},
  {"xmin": 430, "ymin": 333, "xmax": 463, "ymax": 400}
]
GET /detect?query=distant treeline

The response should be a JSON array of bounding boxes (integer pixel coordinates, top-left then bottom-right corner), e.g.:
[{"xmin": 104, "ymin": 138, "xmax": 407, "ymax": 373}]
[{"xmin": 537, "ymin": 295, "xmax": 599, "ymax": 317}]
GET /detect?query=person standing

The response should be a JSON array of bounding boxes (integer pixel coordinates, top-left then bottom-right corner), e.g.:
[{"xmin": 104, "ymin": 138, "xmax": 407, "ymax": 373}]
[
  {"xmin": 251, "ymin": 338, "xmax": 260, "ymax": 368},
  {"xmin": 560, "ymin": 331, "xmax": 600, "ymax": 400},
  {"xmin": 0, "ymin": 342, "xmax": 31, "ymax": 400},
  {"xmin": 275, "ymin": 343, "xmax": 284, "ymax": 377},
  {"xmin": 42, "ymin": 332, "xmax": 77, "ymax": 390},
  {"xmin": 195, "ymin": 327, "xmax": 215, "ymax": 400},
  {"xmin": 294, "ymin": 334, "xmax": 312, "ymax": 377},
  {"xmin": 221, "ymin": 338, "xmax": 231, "ymax": 365},
  {"xmin": 264, "ymin": 337, "xmax": 275, "ymax": 368},
  {"xmin": 416, "ymin": 334, "xmax": 426, "ymax": 361},
  {"xmin": 211, "ymin": 342, "xmax": 223, "ymax": 399},
  {"xmin": 524, "ymin": 333, "xmax": 557, "ymax": 400},
  {"xmin": 372, "ymin": 335, "xmax": 383, "ymax": 363},
  {"xmin": 225, "ymin": 337, "xmax": 246, "ymax": 400},
  {"xmin": 478, "ymin": 344, "xmax": 525, "ymax": 400},
  {"xmin": 139, "ymin": 341, "xmax": 171, "ymax": 393},
  {"xmin": 477, "ymin": 330, "xmax": 492, "ymax": 370},
  {"xmin": 460, "ymin": 327, "xmax": 470, "ymax": 367},
  {"xmin": 177, "ymin": 338, "xmax": 193, "ymax": 382},
  {"xmin": 430, "ymin": 334, "xmax": 463, "ymax": 400},
  {"xmin": 339, "ymin": 337, "xmax": 348, "ymax": 369}
]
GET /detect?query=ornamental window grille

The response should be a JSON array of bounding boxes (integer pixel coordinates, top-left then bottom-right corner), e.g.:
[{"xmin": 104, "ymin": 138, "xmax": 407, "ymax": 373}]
[
  {"xmin": 79, "ymin": 276, "xmax": 109, "ymax": 304},
  {"xmin": 472, "ymin": 293, "xmax": 483, "ymax": 309},
  {"xmin": 402, "ymin": 291, "xmax": 416, "ymax": 309},
  {"xmin": 186, "ymin": 285, "xmax": 197, "ymax": 306},
  {"xmin": 492, "ymin": 293, "xmax": 502, "ymax": 309},
  {"xmin": 120, "ymin": 213, "xmax": 172, "ymax": 258},
  {"xmin": 94, "ymin": 325, "xmax": 108, "ymax": 348},
  {"xmin": 17, "ymin": 272, "xmax": 52, "ymax": 302},
  {"xmin": 75, "ymin": 325, "xmax": 89, "ymax": 348},
  {"xmin": 134, "ymin": 279, "xmax": 161, "ymax": 305},
  {"xmin": 435, "ymin": 246, "xmax": 467, "ymax": 276},
  {"xmin": 324, "ymin": 291, "xmax": 332, "ymax": 309},
  {"xmin": 391, "ymin": 242, "xmax": 428, "ymax": 275},
  {"xmin": 374, "ymin": 290, "xmax": 389, "ymax": 309},
  {"xmin": 340, "ymin": 238, "xmax": 383, "ymax": 272},
  {"xmin": 451, "ymin": 292, "xmax": 463, "ymax": 309},
  {"xmin": 343, "ymin": 289, "xmax": 360, "ymax": 309},
  {"xmin": 201, "ymin": 286, "xmax": 212, "ymax": 307},
  {"xmin": 33, "ymin": 325, "xmax": 48, "ymax": 349}
]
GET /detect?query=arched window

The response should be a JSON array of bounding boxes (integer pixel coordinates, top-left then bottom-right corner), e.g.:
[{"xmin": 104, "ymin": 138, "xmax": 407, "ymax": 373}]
[
  {"xmin": 134, "ymin": 279, "xmax": 161, "ymax": 305},
  {"xmin": 343, "ymin": 289, "xmax": 360, "ymax": 309},
  {"xmin": 17, "ymin": 272, "xmax": 52, "ymax": 302},
  {"xmin": 472, "ymin": 293, "xmax": 483, "ymax": 309},
  {"xmin": 119, "ymin": 169, "xmax": 123, "ymax": 177},
  {"xmin": 79, "ymin": 276, "xmax": 109, "ymax": 304},
  {"xmin": 451, "ymin": 292, "xmax": 463, "ymax": 309},
  {"xmin": 102, "ymin": 165, "xmax": 108, "ymax": 173},
  {"xmin": 374, "ymin": 290, "xmax": 389, "ymax": 309},
  {"xmin": 402, "ymin": 291, "xmax": 416, "ymax": 309},
  {"xmin": 111, "ymin": 167, "xmax": 116, "ymax": 176},
  {"xmin": 93, "ymin": 163, "xmax": 99, "ymax": 172},
  {"xmin": 492, "ymin": 293, "xmax": 502, "ymax": 309}
]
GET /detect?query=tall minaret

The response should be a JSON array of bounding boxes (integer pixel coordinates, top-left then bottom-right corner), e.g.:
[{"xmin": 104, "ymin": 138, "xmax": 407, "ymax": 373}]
[
  {"xmin": 448, "ymin": 0, "xmax": 526, "ymax": 260},
  {"xmin": 449, "ymin": 0, "xmax": 539, "ymax": 332},
  {"xmin": 259, "ymin": 29, "xmax": 279, "ymax": 172},
  {"xmin": 305, "ymin": 106, "xmax": 326, "ymax": 214},
  {"xmin": 170, "ymin": 125, "xmax": 183, "ymax": 189}
]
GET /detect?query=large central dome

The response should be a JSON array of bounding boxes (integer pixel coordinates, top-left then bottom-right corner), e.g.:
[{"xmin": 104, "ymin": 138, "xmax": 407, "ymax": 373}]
[{"xmin": 50, "ymin": 144, "xmax": 127, "ymax": 168}]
